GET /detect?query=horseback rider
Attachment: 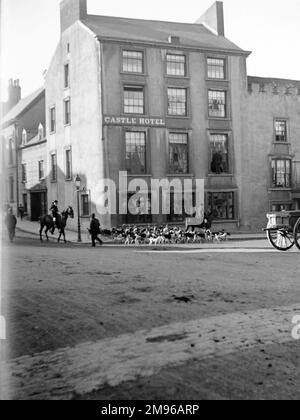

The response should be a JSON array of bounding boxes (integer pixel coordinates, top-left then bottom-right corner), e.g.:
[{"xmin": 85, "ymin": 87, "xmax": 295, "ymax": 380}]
[{"xmin": 50, "ymin": 200, "xmax": 59, "ymax": 234}]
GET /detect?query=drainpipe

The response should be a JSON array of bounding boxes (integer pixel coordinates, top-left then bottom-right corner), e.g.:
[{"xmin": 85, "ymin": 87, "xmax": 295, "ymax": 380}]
[{"xmin": 14, "ymin": 122, "xmax": 20, "ymax": 213}]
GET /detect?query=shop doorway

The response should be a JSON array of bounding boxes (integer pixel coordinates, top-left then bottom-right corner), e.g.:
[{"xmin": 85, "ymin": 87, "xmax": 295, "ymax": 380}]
[{"xmin": 30, "ymin": 192, "xmax": 47, "ymax": 221}]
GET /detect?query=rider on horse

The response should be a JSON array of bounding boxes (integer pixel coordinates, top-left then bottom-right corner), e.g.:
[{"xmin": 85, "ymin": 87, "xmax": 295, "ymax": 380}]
[{"xmin": 50, "ymin": 200, "xmax": 59, "ymax": 234}]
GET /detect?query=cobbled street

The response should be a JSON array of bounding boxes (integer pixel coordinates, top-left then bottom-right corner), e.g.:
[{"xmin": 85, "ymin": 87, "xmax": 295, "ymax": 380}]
[{"xmin": 1, "ymin": 232, "xmax": 300, "ymax": 400}]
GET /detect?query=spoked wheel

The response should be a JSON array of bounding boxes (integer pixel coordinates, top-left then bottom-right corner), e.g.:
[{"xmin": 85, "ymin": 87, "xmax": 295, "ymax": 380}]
[
  {"xmin": 267, "ymin": 228, "xmax": 295, "ymax": 251},
  {"xmin": 294, "ymin": 218, "xmax": 300, "ymax": 251}
]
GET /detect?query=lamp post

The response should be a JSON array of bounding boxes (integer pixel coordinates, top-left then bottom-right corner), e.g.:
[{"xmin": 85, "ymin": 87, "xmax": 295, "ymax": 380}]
[{"xmin": 75, "ymin": 174, "xmax": 82, "ymax": 243}]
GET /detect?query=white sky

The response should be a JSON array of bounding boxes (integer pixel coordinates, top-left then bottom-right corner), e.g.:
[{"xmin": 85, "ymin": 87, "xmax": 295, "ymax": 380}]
[{"xmin": 1, "ymin": 0, "xmax": 300, "ymax": 100}]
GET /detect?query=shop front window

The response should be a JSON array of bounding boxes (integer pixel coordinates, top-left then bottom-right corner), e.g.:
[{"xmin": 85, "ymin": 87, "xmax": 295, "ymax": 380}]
[{"xmin": 208, "ymin": 192, "xmax": 235, "ymax": 220}]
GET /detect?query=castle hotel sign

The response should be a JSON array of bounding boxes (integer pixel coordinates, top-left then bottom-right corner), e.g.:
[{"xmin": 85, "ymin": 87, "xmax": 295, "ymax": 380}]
[{"xmin": 104, "ymin": 116, "xmax": 166, "ymax": 127}]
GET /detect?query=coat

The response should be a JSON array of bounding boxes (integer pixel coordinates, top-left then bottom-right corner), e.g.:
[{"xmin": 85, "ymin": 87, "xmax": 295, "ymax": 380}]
[{"xmin": 90, "ymin": 218, "xmax": 101, "ymax": 235}]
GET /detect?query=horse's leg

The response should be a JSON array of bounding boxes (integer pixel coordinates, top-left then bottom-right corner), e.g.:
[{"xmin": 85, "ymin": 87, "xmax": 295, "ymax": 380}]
[{"xmin": 58, "ymin": 229, "xmax": 62, "ymax": 243}]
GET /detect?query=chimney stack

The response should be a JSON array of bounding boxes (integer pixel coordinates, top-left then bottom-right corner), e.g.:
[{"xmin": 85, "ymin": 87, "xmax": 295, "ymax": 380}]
[
  {"xmin": 7, "ymin": 79, "xmax": 21, "ymax": 111},
  {"xmin": 196, "ymin": 1, "xmax": 225, "ymax": 37},
  {"xmin": 60, "ymin": 0, "xmax": 87, "ymax": 33}
]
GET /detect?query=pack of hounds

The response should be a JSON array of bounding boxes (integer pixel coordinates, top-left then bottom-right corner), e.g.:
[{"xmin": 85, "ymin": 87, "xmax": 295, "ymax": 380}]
[{"xmin": 101, "ymin": 225, "xmax": 231, "ymax": 245}]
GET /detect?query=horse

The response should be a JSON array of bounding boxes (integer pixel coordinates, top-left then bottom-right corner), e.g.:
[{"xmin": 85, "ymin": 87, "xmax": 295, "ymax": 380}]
[{"xmin": 39, "ymin": 206, "xmax": 74, "ymax": 243}]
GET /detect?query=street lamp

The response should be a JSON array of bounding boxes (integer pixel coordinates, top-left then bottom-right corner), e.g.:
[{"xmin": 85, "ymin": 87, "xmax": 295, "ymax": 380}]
[{"xmin": 75, "ymin": 174, "xmax": 82, "ymax": 242}]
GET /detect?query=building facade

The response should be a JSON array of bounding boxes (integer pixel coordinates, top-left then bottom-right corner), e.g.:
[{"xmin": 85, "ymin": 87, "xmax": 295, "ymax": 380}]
[{"xmin": 45, "ymin": 0, "xmax": 253, "ymax": 231}]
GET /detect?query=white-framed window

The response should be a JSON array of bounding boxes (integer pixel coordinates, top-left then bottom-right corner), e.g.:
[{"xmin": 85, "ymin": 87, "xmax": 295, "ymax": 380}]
[
  {"xmin": 64, "ymin": 63, "xmax": 70, "ymax": 88},
  {"xmin": 21, "ymin": 163, "xmax": 27, "ymax": 183},
  {"xmin": 50, "ymin": 107, "xmax": 56, "ymax": 133},
  {"xmin": 207, "ymin": 58, "xmax": 226, "ymax": 79},
  {"xmin": 275, "ymin": 120, "xmax": 288, "ymax": 142},
  {"xmin": 51, "ymin": 153, "xmax": 57, "ymax": 182},
  {"xmin": 38, "ymin": 160, "xmax": 44, "ymax": 180},
  {"xmin": 64, "ymin": 98, "xmax": 71, "ymax": 125},
  {"xmin": 65, "ymin": 149, "xmax": 72, "ymax": 180}
]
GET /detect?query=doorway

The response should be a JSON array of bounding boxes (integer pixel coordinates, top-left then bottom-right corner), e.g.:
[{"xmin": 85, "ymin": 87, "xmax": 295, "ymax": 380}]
[{"xmin": 30, "ymin": 192, "xmax": 47, "ymax": 221}]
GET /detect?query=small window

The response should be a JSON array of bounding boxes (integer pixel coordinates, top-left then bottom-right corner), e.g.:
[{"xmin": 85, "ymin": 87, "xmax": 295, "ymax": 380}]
[
  {"xmin": 275, "ymin": 120, "xmax": 287, "ymax": 142},
  {"xmin": 122, "ymin": 51, "xmax": 144, "ymax": 73},
  {"xmin": 38, "ymin": 160, "xmax": 44, "ymax": 180},
  {"xmin": 272, "ymin": 159, "xmax": 291, "ymax": 188},
  {"xmin": 210, "ymin": 134, "xmax": 229, "ymax": 174},
  {"xmin": 169, "ymin": 133, "xmax": 188, "ymax": 174},
  {"xmin": 64, "ymin": 64, "xmax": 70, "ymax": 88},
  {"xmin": 64, "ymin": 98, "xmax": 71, "ymax": 125},
  {"xmin": 9, "ymin": 176, "xmax": 14, "ymax": 202},
  {"xmin": 65, "ymin": 149, "xmax": 72, "ymax": 180},
  {"xmin": 124, "ymin": 87, "xmax": 144, "ymax": 114},
  {"xmin": 207, "ymin": 58, "xmax": 225, "ymax": 79},
  {"xmin": 51, "ymin": 153, "xmax": 57, "ymax": 182},
  {"xmin": 166, "ymin": 54, "xmax": 186, "ymax": 77},
  {"xmin": 8, "ymin": 138, "xmax": 13, "ymax": 164},
  {"xmin": 81, "ymin": 194, "xmax": 90, "ymax": 216},
  {"xmin": 21, "ymin": 164, "xmax": 27, "ymax": 183},
  {"xmin": 67, "ymin": 43, "xmax": 70, "ymax": 54},
  {"xmin": 208, "ymin": 192, "xmax": 235, "ymax": 220},
  {"xmin": 50, "ymin": 107, "xmax": 56, "ymax": 133},
  {"xmin": 208, "ymin": 90, "xmax": 226, "ymax": 118},
  {"xmin": 168, "ymin": 88, "xmax": 187, "ymax": 116},
  {"xmin": 125, "ymin": 131, "xmax": 146, "ymax": 174}
]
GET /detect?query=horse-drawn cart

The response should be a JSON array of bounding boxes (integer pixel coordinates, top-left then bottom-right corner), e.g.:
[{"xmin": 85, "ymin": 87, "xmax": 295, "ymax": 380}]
[{"xmin": 264, "ymin": 211, "xmax": 300, "ymax": 251}]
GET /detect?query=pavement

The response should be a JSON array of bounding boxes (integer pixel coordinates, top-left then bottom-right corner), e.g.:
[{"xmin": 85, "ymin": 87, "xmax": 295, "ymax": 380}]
[
  {"xmin": 1, "ymin": 235, "xmax": 299, "ymax": 400},
  {"xmin": 16, "ymin": 218, "xmax": 267, "ymax": 245}
]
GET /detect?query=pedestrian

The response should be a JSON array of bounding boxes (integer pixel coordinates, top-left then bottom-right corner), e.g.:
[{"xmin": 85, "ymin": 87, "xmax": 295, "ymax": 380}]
[
  {"xmin": 5, "ymin": 208, "xmax": 17, "ymax": 242},
  {"xmin": 89, "ymin": 213, "xmax": 103, "ymax": 247}
]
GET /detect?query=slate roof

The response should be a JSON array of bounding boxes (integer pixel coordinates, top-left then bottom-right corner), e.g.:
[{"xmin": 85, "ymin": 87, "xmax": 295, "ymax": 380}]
[{"xmin": 82, "ymin": 14, "xmax": 248, "ymax": 54}]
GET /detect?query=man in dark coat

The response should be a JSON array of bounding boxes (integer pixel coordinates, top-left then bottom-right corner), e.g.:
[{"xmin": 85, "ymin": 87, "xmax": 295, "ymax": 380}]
[
  {"xmin": 5, "ymin": 208, "xmax": 17, "ymax": 242},
  {"xmin": 89, "ymin": 214, "xmax": 103, "ymax": 247}
]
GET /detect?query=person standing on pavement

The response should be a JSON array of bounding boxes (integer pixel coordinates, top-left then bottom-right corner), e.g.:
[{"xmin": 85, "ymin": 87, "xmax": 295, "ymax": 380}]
[
  {"xmin": 5, "ymin": 208, "xmax": 17, "ymax": 242},
  {"xmin": 89, "ymin": 213, "xmax": 103, "ymax": 247}
]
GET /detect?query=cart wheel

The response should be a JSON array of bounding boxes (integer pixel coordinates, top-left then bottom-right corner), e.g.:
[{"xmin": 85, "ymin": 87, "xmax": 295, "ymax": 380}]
[
  {"xmin": 267, "ymin": 229, "xmax": 294, "ymax": 251},
  {"xmin": 294, "ymin": 218, "xmax": 300, "ymax": 251}
]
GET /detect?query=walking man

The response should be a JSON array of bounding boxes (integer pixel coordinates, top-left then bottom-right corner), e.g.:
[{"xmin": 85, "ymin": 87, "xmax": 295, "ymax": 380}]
[
  {"xmin": 5, "ymin": 208, "xmax": 17, "ymax": 242},
  {"xmin": 89, "ymin": 214, "xmax": 103, "ymax": 247}
]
